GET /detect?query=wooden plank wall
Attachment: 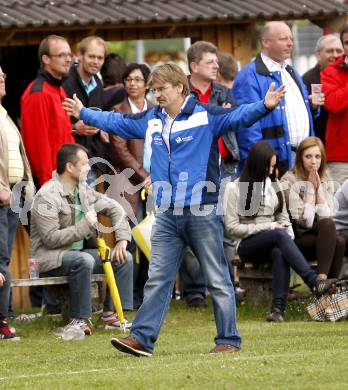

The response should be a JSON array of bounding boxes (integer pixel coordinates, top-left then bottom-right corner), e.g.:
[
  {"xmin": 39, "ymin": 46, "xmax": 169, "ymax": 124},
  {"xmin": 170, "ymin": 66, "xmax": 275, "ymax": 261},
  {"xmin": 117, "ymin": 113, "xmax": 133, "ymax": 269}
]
[
  {"xmin": 199, "ymin": 24, "xmax": 253, "ymax": 67},
  {"xmin": 9, "ymin": 224, "xmax": 31, "ymax": 309}
]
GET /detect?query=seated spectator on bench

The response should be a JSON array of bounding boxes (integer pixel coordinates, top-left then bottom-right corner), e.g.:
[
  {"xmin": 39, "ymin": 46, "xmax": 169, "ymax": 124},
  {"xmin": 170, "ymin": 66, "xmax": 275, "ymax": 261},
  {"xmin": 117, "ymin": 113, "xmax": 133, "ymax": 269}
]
[
  {"xmin": 30, "ymin": 143, "xmax": 133, "ymax": 335},
  {"xmin": 224, "ymin": 141, "xmax": 337, "ymax": 322},
  {"xmin": 281, "ymin": 136, "xmax": 345, "ymax": 279}
]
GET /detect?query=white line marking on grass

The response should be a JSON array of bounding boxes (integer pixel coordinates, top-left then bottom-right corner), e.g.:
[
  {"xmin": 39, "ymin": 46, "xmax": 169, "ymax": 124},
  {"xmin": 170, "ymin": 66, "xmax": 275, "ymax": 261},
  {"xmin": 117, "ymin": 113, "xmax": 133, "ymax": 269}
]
[
  {"xmin": 1, "ymin": 349, "xmax": 345, "ymax": 382},
  {"xmin": 0, "ymin": 368, "xmax": 117, "ymax": 382}
]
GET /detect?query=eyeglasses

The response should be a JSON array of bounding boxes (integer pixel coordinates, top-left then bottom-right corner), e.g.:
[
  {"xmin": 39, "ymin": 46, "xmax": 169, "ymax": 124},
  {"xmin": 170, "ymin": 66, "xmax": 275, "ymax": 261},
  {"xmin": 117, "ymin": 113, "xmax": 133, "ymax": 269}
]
[
  {"xmin": 49, "ymin": 53, "xmax": 73, "ymax": 60},
  {"xmin": 124, "ymin": 77, "xmax": 145, "ymax": 84},
  {"xmin": 325, "ymin": 48, "xmax": 344, "ymax": 54},
  {"xmin": 0, "ymin": 73, "xmax": 7, "ymax": 80},
  {"xmin": 149, "ymin": 85, "xmax": 171, "ymax": 94}
]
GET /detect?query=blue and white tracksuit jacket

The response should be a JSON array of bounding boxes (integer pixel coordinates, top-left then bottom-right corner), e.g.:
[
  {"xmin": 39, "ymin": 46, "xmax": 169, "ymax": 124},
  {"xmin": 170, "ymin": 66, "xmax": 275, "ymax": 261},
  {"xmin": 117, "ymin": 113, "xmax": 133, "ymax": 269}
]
[{"xmin": 80, "ymin": 96, "xmax": 271, "ymax": 208}]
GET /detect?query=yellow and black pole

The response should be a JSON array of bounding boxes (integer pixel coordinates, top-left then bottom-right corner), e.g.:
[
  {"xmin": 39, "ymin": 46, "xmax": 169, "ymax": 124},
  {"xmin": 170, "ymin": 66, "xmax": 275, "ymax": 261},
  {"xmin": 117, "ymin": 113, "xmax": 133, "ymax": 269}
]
[{"xmin": 96, "ymin": 231, "xmax": 127, "ymax": 332}]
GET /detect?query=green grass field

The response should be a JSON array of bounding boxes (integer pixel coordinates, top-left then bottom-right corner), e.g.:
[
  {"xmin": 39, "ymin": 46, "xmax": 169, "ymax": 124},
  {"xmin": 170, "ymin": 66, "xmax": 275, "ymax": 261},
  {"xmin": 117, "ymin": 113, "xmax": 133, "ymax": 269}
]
[{"xmin": 1, "ymin": 300, "xmax": 347, "ymax": 389}]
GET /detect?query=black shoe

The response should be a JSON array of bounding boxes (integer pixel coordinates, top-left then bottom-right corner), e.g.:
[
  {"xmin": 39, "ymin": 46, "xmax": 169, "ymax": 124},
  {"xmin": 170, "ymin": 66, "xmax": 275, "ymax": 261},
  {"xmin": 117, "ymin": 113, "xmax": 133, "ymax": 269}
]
[
  {"xmin": 187, "ymin": 298, "xmax": 207, "ymax": 308},
  {"xmin": 266, "ymin": 308, "xmax": 284, "ymax": 322},
  {"xmin": 313, "ymin": 277, "xmax": 338, "ymax": 297}
]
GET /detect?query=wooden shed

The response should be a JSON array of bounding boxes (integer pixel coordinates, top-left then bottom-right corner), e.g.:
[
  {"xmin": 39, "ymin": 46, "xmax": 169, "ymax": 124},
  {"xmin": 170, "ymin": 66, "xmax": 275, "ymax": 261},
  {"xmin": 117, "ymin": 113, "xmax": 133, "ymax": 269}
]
[{"xmin": 0, "ymin": 0, "xmax": 347, "ymax": 63}]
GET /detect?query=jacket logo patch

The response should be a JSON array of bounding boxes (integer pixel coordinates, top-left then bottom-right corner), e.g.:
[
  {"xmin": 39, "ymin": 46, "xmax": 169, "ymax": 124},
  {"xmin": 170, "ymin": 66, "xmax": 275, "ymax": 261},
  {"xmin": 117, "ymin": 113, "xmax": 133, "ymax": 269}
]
[
  {"xmin": 175, "ymin": 135, "xmax": 193, "ymax": 143},
  {"xmin": 153, "ymin": 136, "xmax": 163, "ymax": 145}
]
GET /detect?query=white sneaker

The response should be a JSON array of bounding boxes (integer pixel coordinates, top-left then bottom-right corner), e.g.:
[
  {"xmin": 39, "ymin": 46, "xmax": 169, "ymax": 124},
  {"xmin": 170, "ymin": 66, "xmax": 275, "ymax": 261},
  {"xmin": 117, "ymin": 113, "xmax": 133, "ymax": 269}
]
[
  {"xmin": 63, "ymin": 318, "xmax": 92, "ymax": 336},
  {"xmin": 101, "ymin": 314, "xmax": 132, "ymax": 330}
]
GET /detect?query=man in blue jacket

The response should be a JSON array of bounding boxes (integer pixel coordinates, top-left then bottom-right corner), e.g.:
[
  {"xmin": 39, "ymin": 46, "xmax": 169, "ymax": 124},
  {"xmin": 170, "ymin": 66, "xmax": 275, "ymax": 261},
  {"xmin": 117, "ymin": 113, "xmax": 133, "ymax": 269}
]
[
  {"xmin": 233, "ymin": 21, "xmax": 315, "ymax": 175},
  {"xmin": 63, "ymin": 63, "xmax": 285, "ymax": 356}
]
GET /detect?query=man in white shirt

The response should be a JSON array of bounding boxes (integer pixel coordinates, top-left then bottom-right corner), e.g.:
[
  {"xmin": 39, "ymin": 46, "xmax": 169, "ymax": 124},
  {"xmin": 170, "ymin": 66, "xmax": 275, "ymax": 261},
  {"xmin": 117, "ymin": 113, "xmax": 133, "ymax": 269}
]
[{"xmin": 232, "ymin": 21, "xmax": 321, "ymax": 175}]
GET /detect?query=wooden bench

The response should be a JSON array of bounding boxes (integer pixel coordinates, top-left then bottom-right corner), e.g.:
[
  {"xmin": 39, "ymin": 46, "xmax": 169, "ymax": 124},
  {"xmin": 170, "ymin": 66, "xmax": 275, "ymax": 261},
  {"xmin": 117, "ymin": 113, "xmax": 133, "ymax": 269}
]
[
  {"xmin": 11, "ymin": 274, "xmax": 105, "ymax": 287},
  {"xmin": 11, "ymin": 275, "xmax": 106, "ymax": 318},
  {"xmin": 232, "ymin": 256, "xmax": 316, "ymax": 307},
  {"xmin": 236, "ymin": 261, "xmax": 273, "ymax": 307}
]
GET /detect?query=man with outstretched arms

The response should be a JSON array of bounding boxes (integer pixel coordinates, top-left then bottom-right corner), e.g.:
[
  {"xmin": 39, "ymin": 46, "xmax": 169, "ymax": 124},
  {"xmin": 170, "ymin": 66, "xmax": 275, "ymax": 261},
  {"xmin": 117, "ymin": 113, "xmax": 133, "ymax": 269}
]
[{"xmin": 63, "ymin": 63, "xmax": 285, "ymax": 356}]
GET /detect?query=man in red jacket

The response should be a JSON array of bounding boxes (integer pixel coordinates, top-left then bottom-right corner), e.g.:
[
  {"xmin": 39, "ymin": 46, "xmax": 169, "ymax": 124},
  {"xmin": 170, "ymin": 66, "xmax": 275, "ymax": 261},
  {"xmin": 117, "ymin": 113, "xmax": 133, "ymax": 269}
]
[
  {"xmin": 321, "ymin": 25, "xmax": 348, "ymax": 186},
  {"xmin": 21, "ymin": 35, "xmax": 75, "ymax": 187}
]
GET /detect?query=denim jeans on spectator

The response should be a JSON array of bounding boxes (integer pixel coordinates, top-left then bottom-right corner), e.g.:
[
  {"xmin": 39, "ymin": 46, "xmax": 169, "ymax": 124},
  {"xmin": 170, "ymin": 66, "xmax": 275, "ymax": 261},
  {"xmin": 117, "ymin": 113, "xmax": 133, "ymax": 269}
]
[
  {"xmin": 0, "ymin": 205, "xmax": 19, "ymax": 269},
  {"xmin": 238, "ymin": 229, "xmax": 318, "ymax": 313},
  {"xmin": 41, "ymin": 249, "xmax": 133, "ymax": 319},
  {"xmin": 0, "ymin": 205, "xmax": 19, "ymax": 318},
  {"xmin": 131, "ymin": 206, "xmax": 241, "ymax": 353}
]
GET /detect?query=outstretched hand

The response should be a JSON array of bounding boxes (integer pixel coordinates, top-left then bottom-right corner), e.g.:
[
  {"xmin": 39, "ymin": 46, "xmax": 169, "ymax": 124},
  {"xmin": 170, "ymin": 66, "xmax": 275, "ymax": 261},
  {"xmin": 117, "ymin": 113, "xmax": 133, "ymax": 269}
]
[
  {"xmin": 62, "ymin": 93, "xmax": 84, "ymax": 119},
  {"xmin": 264, "ymin": 82, "xmax": 286, "ymax": 110}
]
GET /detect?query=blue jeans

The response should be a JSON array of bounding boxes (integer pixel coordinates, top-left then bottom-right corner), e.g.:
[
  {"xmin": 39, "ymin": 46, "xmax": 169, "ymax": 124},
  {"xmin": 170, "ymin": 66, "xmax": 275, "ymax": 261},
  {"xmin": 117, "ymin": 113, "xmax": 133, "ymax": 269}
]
[
  {"xmin": 0, "ymin": 267, "xmax": 11, "ymax": 319},
  {"xmin": 238, "ymin": 229, "xmax": 318, "ymax": 313},
  {"xmin": 41, "ymin": 249, "xmax": 133, "ymax": 319},
  {"xmin": 0, "ymin": 205, "xmax": 19, "ymax": 269},
  {"xmin": 0, "ymin": 205, "xmax": 19, "ymax": 318},
  {"xmin": 180, "ymin": 247, "xmax": 206, "ymax": 302},
  {"xmin": 181, "ymin": 162, "xmax": 238, "ymax": 303},
  {"xmin": 131, "ymin": 206, "xmax": 241, "ymax": 352}
]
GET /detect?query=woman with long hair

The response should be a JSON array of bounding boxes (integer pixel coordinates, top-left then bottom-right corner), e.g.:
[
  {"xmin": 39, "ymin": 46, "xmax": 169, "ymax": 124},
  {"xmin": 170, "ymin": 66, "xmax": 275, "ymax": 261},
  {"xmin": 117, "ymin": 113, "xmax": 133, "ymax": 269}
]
[
  {"xmin": 281, "ymin": 136, "xmax": 345, "ymax": 280},
  {"xmin": 224, "ymin": 141, "xmax": 337, "ymax": 322}
]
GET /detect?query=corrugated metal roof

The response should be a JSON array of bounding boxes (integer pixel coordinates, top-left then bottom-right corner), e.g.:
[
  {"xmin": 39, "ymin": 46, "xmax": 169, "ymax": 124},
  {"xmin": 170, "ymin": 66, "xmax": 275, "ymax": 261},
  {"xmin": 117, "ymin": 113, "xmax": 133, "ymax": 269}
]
[{"xmin": 0, "ymin": 0, "xmax": 345, "ymax": 29}]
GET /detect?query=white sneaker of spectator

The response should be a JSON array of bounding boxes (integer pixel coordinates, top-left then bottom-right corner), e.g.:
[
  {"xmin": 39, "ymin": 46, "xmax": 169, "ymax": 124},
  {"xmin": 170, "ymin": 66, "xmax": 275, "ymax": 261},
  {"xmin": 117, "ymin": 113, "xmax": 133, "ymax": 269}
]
[{"xmin": 101, "ymin": 313, "xmax": 132, "ymax": 330}]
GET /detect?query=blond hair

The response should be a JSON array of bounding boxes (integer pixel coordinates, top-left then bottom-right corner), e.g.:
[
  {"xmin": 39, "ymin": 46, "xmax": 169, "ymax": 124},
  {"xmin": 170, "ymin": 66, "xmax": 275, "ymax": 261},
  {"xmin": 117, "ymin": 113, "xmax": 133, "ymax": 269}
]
[
  {"xmin": 148, "ymin": 63, "xmax": 189, "ymax": 97},
  {"xmin": 78, "ymin": 36, "xmax": 107, "ymax": 56}
]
